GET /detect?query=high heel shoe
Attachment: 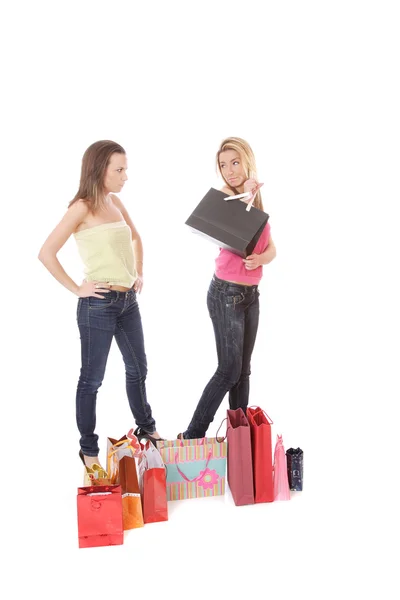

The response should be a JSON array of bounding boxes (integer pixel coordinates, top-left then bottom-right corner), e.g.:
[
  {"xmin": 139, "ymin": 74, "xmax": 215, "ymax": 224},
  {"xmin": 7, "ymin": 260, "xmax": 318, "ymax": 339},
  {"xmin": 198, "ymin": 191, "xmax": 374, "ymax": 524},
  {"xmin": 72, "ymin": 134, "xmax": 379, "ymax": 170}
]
[
  {"xmin": 79, "ymin": 450, "xmax": 110, "ymax": 486},
  {"xmin": 134, "ymin": 427, "xmax": 165, "ymax": 447}
]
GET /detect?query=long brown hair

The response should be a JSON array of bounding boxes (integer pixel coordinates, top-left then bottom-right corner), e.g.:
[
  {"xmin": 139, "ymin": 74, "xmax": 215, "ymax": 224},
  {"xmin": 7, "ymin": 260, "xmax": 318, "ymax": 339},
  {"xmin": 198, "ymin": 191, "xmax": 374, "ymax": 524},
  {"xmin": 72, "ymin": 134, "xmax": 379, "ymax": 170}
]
[
  {"xmin": 216, "ymin": 137, "xmax": 264, "ymax": 211},
  {"xmin": 69, "ymin": 140, "xmax": 126, "ymax": 212}
]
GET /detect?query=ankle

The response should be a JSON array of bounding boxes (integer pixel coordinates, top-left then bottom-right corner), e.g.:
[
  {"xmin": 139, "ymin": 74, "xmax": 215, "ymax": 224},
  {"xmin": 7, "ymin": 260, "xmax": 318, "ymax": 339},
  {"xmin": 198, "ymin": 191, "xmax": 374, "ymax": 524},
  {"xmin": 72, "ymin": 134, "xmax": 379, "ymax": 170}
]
[{"xmin": 83, "ymin": 454, "xmax": 101, "ymax": 468}]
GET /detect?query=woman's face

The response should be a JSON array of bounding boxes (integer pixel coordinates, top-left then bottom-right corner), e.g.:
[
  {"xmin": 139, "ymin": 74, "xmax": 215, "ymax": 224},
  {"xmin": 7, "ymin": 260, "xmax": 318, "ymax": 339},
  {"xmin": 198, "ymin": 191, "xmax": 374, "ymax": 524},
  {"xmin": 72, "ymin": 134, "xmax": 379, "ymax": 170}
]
[
  {"xmin": 104, "ymin": 152, "xmax": 128, "ymax": 193},
  {"xmin": 218, "ymin": 149, "xmax": 247, "ymax": 188}
]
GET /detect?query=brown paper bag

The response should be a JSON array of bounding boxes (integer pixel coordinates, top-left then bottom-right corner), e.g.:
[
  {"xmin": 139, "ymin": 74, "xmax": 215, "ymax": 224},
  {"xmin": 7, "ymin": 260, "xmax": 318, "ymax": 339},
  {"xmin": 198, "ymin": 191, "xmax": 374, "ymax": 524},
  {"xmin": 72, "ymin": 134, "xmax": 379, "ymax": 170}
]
[{"xmin": 106, "ymin": 431, "xmax": 140, "ymax": 484}]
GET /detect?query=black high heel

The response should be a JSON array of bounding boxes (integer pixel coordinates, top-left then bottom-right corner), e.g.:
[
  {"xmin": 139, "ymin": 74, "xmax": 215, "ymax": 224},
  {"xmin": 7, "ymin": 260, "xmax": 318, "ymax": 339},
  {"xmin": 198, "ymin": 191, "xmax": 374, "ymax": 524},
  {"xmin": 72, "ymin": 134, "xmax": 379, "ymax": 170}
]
[{"xmin": 134, "ymin": 427, "xmax": 165, "ymax": 447}]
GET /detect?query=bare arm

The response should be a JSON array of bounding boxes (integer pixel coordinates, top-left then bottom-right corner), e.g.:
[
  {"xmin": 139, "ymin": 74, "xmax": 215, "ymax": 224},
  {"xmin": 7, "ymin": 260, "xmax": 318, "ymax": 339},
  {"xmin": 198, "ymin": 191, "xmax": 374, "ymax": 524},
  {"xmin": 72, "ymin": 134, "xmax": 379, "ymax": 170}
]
[
  {"xmin": 38, "ymin": 201, "xmax": 90, "ymax": 295},
  {"xmin": 111, "ymin": 195, "xmax": 143, "ymax": 275},
  {"xmin": 259, "ymin": 236, "xmax": 277, "ymax": 265}
]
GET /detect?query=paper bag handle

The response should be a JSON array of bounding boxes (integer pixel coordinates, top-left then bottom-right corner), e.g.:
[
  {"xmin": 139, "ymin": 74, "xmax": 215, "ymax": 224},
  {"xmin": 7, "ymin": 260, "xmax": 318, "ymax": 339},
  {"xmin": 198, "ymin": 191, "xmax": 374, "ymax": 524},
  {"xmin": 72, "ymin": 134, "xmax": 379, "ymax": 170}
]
[
  {"xmin": 174, "ymin": 450, "xmax": 212, "ymax": 482},
  {"xmin": 215, "ymin": 417, "xmax": 228, "ymax": 442},
  {"xmin": 247, "ymin": 405, "xmax": 274, "ymax": 425},
  {"xmin": 108, "ymin": 430, "xmax": 141, "ymax": 460}
]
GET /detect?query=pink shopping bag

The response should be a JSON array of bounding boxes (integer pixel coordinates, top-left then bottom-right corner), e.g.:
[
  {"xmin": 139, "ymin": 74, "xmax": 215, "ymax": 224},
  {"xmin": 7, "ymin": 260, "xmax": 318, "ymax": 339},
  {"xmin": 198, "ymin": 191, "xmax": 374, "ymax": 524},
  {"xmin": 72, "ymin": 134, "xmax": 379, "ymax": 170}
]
[{"xmin": 273, "ymin": 435, "xmax": 290, "ymax": 501}]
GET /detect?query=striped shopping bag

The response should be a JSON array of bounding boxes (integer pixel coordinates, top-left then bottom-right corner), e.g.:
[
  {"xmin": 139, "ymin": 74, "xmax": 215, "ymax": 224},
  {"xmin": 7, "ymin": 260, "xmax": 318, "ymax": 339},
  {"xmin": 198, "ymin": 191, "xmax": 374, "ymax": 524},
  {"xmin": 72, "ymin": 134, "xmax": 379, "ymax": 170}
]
[{"xmin": 157, "ymin": 437, "xmax": 227, "ymax": 501}]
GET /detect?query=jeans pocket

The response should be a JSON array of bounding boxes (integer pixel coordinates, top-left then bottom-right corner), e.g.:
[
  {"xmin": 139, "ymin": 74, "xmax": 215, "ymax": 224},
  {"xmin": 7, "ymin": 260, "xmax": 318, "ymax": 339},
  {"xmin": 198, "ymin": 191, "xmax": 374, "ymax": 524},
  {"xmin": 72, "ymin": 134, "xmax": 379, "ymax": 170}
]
[
  {"xmin": 128, "ymin": 291, "xmax": 137, "ymax": 306},
  {"xmin": 88, "ymin": 295, "xmax": 115, "ymax": 310},
  {"xmin": 225, "ymin": 292, "xmax": 245, "ymax": 307}
]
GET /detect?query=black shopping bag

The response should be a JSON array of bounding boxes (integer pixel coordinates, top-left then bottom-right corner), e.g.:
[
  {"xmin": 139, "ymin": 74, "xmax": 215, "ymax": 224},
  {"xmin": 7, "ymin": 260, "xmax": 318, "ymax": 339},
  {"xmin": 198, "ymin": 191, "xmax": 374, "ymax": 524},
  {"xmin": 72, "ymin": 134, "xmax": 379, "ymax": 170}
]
[
  {"xmin": 286, "ymin": 447, "xmax": 304, "ymax": 491},
  {"xmin": 185, "ymin": 188, "xmax": 269, "ymax": 257}
]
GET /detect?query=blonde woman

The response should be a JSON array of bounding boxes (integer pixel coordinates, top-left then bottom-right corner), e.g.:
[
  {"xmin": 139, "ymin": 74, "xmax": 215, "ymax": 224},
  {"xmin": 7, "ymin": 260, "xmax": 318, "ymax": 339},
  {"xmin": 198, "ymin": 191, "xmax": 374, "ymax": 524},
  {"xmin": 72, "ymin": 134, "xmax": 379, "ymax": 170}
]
[
  {"xmin": 39, "ymin": 140, "xmax": 163, "ymax": 478},
  {"xmin": 179, "ymin": 137, "xmax": 276, "ymax": 439}
]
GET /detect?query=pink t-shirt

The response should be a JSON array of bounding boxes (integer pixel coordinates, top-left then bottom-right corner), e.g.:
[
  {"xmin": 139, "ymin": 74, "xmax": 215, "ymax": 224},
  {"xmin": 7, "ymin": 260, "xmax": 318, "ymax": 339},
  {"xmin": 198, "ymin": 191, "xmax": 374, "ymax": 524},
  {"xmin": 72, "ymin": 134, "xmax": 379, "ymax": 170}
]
[{"xmin": 215, "ymin": 222, "xmax": 271, "ymax": 285}]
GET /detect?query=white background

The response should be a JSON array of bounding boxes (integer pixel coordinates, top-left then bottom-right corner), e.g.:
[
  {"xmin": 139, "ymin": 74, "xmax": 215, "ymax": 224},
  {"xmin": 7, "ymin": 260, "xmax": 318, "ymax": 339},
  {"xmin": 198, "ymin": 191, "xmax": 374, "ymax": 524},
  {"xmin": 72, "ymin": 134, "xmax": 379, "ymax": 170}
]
[{"xmin": 1, "ymin": 1, "xmax": 399, "ymax": 598}]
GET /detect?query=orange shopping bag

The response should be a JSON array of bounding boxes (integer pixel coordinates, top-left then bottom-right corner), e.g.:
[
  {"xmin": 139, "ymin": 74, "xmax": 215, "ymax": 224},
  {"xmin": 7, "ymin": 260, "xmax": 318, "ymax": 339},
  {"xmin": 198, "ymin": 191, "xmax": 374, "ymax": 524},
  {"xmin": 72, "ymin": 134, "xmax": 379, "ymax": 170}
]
[{"xmin": 119, "ymin": 455, "xmax": 144, "ymax": 530}]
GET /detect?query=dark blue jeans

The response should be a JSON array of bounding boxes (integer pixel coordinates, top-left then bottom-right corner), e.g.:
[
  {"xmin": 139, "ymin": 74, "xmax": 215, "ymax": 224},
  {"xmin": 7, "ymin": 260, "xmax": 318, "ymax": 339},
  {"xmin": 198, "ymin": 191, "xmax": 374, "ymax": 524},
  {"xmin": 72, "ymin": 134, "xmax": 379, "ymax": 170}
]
[
  {"xmin": 76, "ymin": 289, "xmax": 156, "ymax": 456},
  {"xmin": 183, "ymin": 276, "xmax": 260, "ymax": 439}
]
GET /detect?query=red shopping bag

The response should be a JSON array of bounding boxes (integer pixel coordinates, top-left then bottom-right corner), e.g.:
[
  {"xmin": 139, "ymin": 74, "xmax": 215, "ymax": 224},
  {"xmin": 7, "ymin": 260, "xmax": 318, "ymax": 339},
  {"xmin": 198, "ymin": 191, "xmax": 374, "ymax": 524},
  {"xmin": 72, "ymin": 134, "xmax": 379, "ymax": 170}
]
[
  {"xmin": 227, "ymin": 408, "xmax": 255, "ymax": 506},
  {"xmin": 138, "ymin": 442, "xmax": 168, "ymax": 524},
  {"xmin": 246, "ymin": 406, "xmax": 274, "ymax": 503},
  {"xmin": 143, "ymin": 468, "xmax": 168, "ymax": 523},
  {"xmin": 77, "ymin": 484, "xmax": 124, "ymax": 548}
]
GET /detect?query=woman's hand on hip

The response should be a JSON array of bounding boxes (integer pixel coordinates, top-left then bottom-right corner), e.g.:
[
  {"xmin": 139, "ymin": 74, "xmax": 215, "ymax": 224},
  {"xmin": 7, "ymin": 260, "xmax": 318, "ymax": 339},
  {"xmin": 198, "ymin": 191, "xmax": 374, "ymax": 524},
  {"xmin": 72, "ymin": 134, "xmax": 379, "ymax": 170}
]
[
  {"xmin": 133, "ymin": 274, "xmax": 143, "ymax": 294},
  {"xmin": 77, "ymin": 280, "xmax": 111, "ymax": 298}
]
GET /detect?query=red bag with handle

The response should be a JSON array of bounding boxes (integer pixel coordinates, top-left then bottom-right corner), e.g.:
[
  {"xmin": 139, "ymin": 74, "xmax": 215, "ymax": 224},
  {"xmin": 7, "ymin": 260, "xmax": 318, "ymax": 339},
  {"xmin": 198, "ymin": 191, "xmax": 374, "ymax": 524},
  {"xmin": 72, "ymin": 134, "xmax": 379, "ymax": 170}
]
[
  {"xmin": 77, "ymin": 484, "xmax": 123, "ymax": 548},
  {"xmin": 138, "ymin": 441, "xmax": 168, "ymax": 524},
  {"xmin": 246, "ymin": 406, "xmax": 274, "ymax": 503},
  {"xmin": 143, "ymin": 468, "xmax": 168, "ymax": 523},
  {"xmin": 226, "ymin": 408, "xmax": 255, "ymax": 506}
]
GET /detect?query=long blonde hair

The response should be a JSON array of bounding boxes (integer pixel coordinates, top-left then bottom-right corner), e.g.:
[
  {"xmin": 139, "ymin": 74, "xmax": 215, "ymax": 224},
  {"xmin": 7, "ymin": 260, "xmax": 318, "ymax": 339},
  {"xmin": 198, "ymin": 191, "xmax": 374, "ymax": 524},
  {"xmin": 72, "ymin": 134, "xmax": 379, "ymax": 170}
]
[
  {"xmin": 69, "ymin": 140, "xmax": 126, "ymax": 212},
  {"xmin": 216, "ymin": 137, "xmax": 264, "ymax": 211}
]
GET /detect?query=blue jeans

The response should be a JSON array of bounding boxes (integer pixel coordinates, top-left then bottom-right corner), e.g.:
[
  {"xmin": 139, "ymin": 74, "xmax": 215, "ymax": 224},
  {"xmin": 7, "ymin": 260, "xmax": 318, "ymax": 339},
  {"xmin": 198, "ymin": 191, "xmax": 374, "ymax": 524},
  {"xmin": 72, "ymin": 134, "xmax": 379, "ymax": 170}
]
[
  {"xmin": 183, "ymin": 276, "xmax": 260, "ymax": 439},
  {"xmin": 76, "ymin": 289, "xmax": 156, "ymax": 456}
]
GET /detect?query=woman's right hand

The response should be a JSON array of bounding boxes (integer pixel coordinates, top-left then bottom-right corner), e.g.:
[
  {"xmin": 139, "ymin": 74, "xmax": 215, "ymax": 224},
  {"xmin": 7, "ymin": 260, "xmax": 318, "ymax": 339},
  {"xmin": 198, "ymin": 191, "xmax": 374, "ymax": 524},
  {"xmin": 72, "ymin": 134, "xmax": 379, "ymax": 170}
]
[{"xmin": 77, "ymin": 280, "xmax": 111, "ymax": 299}]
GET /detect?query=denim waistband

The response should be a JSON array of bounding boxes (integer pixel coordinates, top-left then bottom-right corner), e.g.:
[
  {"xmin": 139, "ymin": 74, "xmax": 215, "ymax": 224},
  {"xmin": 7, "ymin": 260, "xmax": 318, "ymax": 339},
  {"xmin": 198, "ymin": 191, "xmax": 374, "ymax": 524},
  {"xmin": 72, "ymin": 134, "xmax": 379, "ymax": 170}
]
[
  {"xmin": 87, "ymin": 289, "xmax": 136, "ymax": 300},
  {"xmin": 212, "ymin": 275, "xmax": 258, "ymax": 292}
]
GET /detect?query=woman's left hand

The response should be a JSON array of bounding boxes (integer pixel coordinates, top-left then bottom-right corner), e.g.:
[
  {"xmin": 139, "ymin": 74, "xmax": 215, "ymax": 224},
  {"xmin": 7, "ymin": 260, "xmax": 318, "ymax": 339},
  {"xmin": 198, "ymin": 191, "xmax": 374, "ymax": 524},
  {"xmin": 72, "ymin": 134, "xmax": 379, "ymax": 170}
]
[
  {"xmin": 243, "ymin": 254, "xmax": 262, "ymax": 270},
  {"xmin": 134, "ymin": 274, "xmax": 144, "ymax": 293}
]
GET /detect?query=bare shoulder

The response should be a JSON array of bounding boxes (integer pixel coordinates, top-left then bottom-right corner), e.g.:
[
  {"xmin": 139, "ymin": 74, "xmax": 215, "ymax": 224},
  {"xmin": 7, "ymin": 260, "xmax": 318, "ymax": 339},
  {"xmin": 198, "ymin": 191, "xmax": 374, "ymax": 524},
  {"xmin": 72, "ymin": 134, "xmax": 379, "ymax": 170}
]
[
  {"xmin": 69, "ymin": 198, "xmax": 90, "ymax": 219},
  {"xmin": 63, "ymin": 200, "xmax": 89, "ymax": 231},
  {"xmin": 221, "ymin": 186, "xmax": 234, "ymax": 196},
  {"xmin": 39, "ymin": 200, "xmax": 89, "ymax": 255},
  {"xmin": 110, "ymin": 193, "xmax": 123, "ymax": 208}
]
